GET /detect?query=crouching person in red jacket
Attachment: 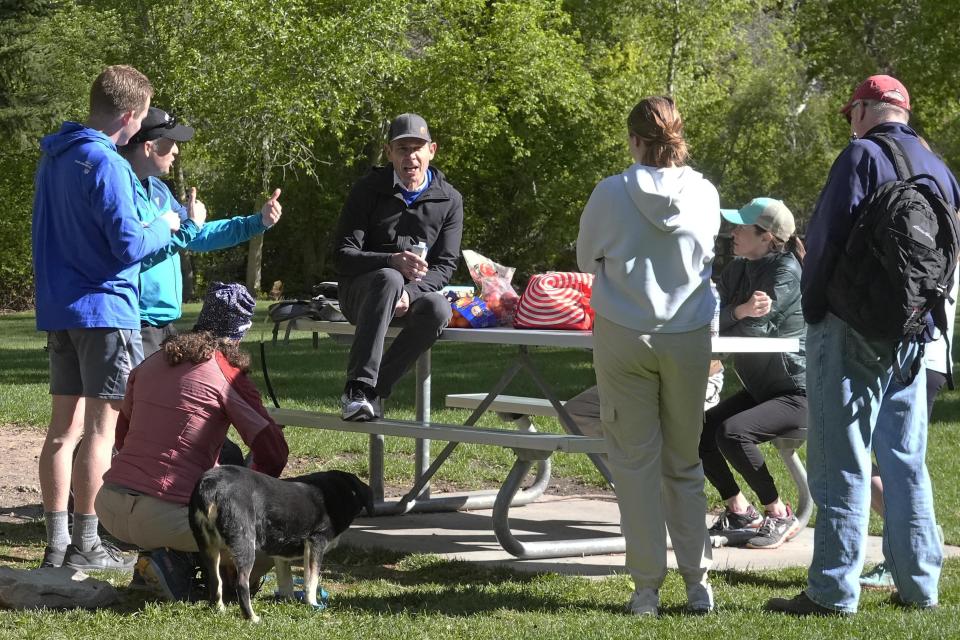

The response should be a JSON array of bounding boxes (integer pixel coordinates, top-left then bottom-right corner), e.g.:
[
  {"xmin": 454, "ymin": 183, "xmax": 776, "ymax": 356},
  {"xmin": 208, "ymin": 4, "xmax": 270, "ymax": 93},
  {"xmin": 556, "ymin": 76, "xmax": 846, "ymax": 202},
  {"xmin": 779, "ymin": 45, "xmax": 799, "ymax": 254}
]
[{"xmin": 96, "ymin": 282, "xmax": 288, "ymax": 601}]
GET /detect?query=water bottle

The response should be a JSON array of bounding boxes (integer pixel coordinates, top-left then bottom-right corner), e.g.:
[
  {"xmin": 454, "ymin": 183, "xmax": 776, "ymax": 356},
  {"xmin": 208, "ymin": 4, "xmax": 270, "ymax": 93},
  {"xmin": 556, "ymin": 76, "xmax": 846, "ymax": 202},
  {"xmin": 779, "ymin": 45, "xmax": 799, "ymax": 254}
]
[
  {"xmin": 412, "ymin": 241, "xmax": 428, "ymax": 281},
  {"xmin": 710, "ymin": 282, "xmax": 720, "ymax": 337}
]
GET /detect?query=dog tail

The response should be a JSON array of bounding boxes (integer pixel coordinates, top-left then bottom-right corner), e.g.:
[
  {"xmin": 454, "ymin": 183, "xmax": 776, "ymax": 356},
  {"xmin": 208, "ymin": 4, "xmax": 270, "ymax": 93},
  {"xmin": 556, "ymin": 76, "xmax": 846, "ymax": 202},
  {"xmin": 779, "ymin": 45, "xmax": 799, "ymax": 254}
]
[{"xmin": 188, "ymin": 473, "xmax": 223, "ymax": 550}]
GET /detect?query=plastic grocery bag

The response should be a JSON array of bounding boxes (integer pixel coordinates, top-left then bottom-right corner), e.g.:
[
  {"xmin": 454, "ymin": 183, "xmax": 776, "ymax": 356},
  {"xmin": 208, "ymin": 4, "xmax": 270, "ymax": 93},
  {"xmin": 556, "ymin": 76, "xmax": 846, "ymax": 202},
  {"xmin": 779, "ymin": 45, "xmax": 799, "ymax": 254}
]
[{"xmin": 462, "ymin": 250, "xmax": 520, "ymax": 325}]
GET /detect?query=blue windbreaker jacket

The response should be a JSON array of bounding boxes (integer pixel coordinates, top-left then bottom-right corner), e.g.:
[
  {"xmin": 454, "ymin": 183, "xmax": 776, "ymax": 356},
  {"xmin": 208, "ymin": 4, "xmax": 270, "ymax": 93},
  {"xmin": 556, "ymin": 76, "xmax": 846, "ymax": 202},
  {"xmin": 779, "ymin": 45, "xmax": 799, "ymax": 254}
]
[
  {"xmin": 138, "ymin": 177, "xmax": 269, "ymax": 326},
  {"xmin": 32, "ymin": 123, "xmax": 173, "ymax": 330}
]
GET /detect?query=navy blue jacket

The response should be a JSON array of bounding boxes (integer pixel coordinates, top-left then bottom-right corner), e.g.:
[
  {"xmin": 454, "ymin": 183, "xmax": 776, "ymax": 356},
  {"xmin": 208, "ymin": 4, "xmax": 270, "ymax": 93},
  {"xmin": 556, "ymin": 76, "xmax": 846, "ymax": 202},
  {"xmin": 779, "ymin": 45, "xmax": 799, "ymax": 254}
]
[{"xmin": 801, "ymin": 122, "xmax": 960, "ymax": 325}]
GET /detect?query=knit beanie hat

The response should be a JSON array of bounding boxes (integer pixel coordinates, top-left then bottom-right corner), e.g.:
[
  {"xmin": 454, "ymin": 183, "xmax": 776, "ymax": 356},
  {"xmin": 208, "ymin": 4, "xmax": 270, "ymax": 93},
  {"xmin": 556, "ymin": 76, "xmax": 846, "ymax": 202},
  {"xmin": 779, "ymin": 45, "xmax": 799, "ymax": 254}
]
[{"xmin": 193, "ymin": 282, "xmax": 255, "ymax": 340}]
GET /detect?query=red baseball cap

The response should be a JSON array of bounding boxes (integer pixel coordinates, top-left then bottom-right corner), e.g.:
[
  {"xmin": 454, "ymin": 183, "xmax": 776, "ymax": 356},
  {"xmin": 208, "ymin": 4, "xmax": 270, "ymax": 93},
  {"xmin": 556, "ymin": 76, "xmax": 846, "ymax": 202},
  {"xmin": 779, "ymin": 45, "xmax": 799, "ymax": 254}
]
[{"xmin": 840, "ymin": 75, "xmax": 911, "ymax": 115}]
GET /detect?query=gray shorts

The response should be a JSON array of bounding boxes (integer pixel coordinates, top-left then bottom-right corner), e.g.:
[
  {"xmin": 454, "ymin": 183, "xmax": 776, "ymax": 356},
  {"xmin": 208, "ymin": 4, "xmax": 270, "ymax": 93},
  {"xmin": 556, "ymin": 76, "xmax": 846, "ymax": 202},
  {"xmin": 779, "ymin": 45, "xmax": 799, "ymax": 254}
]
[{"xmin": 47, "ymin": 328, "xmax": 143, "ymax": 400}]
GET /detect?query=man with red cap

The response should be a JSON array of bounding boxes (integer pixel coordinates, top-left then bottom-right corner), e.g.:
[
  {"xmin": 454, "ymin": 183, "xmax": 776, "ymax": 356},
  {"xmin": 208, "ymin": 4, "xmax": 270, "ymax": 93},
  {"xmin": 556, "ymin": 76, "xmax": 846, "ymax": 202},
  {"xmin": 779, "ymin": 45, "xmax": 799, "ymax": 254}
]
[{"xmin": 767, "ymin": 76, "xmax": 960, "ymax": 615}]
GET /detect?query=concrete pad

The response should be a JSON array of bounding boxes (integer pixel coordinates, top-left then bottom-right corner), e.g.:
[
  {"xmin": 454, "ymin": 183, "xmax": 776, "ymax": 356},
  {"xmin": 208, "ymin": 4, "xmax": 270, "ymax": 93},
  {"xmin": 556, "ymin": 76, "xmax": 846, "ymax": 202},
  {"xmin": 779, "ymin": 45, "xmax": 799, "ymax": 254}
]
[{"xmin": 343, "ymin": 493, "xmax": 960, "ymax": 578}]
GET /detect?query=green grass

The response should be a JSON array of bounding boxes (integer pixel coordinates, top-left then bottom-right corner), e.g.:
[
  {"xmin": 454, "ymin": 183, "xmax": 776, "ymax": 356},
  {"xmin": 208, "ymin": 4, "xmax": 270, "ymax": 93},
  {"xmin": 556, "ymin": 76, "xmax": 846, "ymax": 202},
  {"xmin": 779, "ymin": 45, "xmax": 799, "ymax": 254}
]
[{"xmin": 2, "ymin": 305, "xmax": 959, "ymax": 636}]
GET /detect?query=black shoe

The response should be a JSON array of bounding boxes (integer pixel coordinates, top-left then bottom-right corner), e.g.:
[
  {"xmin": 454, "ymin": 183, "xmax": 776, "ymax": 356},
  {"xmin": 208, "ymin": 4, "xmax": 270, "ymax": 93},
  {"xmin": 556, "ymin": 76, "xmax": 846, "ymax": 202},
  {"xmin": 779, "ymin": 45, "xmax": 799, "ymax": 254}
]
[
  {"xmin": 890, "ymin": 591, "xmax": 938, "ymax": 610},
  {"xmin": 39, "ymin": 545, "xmax": 66, "ymax": 568},
  {"xmin": 747, "ymin": 506, "xmax": 800, "ymax": 549},
  {"xmin": 341, "ymin": 381, "xmax": 375, "ymax": 421},
  {"xmin": 62, "ymin": 541, "xmax": 136, "ymax": 572},
  {"xmin": 766, "ymin": 591, "xmax": 851, "ymax": 617},
  {"xmin": 708, "ymin": 505, "xmax": 762, "ymax": 534}
]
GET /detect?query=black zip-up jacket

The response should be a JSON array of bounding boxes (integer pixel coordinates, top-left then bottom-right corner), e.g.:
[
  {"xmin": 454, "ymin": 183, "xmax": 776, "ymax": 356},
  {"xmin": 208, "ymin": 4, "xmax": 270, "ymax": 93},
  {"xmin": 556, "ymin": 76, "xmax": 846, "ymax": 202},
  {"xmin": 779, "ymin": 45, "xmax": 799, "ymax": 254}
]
[
  {"xmin": 335, "ymin": 166, "xmax": 464, "ymax": 303},
  {"xmin": 718, "ymin": 251, "xmax": 806, "ymax": 401}
]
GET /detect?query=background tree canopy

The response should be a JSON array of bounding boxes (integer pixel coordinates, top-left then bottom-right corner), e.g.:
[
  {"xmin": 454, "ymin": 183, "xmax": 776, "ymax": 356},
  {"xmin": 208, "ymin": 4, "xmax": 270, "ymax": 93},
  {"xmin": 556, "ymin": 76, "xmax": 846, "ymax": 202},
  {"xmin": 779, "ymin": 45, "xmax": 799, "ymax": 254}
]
[{"xmin": 1, "ymin": 0, "xmax": 958, "ymax": 308}]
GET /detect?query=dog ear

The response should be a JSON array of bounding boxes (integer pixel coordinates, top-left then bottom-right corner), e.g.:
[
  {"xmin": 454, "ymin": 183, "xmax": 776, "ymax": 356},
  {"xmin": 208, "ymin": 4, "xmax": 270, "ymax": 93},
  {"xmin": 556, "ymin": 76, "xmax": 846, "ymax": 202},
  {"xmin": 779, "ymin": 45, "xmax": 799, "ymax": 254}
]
[{"xmin": 347, "ymin": 473, "xmax": 375, "ymax": 517}]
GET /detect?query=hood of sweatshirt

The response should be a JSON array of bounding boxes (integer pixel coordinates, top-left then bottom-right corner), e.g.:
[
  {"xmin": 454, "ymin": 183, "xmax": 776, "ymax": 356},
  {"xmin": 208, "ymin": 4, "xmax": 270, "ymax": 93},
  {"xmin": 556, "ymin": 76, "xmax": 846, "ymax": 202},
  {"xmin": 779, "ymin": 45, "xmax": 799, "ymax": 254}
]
[
  {"xmin": 40, "ymin": 122, "xmax": 113, "ymax": 158},
  {"xmin": 621, "ymin": 163, "xmax": 705, "ymax": 233}
]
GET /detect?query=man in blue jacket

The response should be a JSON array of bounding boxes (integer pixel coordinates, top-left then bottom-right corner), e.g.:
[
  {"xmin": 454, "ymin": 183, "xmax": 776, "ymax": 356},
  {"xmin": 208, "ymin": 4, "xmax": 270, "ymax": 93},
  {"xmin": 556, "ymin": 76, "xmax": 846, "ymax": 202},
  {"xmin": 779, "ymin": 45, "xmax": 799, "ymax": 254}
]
[
  {"xmin": 119, "ymin": 107, "xmax": 283, "ymax": 355},
  {"xmin": 32, "ymin": 65, "xmax": 179, "ymax": 571},
  {"xmin": 768, "ymin": 76, "xmax": 960, "ymax": 616}
]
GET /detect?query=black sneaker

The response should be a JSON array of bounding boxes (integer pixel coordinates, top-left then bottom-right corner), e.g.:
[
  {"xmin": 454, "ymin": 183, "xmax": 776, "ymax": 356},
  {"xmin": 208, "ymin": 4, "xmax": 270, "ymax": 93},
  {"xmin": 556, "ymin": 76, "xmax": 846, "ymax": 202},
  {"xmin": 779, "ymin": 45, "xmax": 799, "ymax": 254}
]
[
  {"xmin": 39, "ymin": 545, "xmax": 66, "ymax": 568},
  {"xmin": 341, "ymin": 382, "xmax": 375, "ymax": 421},
  {"xmin": 708, "ymin": 504, "xmax": 762, "ymax": 534},
  {"xmin": 747, "ymin": 506, "xmax": 800, "ymax": 549},
  {"xmin": 766, "ymin": 591, "xmax": 850, "ymax": 617},
  {"xmin": 62, "ymin": 541, "xmax": 137, "ymax": 572},
  {"xmin": 139, "ymin": 548, "xmax": 200, "ymax": 602}
]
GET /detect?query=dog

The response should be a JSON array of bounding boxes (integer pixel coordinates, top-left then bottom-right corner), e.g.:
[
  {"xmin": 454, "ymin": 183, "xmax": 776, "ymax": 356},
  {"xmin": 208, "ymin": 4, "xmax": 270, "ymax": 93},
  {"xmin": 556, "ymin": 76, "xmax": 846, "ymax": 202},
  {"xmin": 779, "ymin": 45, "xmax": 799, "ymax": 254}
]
[{"xmin": 188, "ymin": 466, "xmax": 374, "ymax": 622}]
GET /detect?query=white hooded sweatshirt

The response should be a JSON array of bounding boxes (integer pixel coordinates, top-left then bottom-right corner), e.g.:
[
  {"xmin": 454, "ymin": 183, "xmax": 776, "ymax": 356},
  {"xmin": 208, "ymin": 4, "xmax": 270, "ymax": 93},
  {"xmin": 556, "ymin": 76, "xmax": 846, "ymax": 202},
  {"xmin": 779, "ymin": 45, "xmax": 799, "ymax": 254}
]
[{"xmin": 577, "ymin": 163, "xmax": 720, "ymax": 333}]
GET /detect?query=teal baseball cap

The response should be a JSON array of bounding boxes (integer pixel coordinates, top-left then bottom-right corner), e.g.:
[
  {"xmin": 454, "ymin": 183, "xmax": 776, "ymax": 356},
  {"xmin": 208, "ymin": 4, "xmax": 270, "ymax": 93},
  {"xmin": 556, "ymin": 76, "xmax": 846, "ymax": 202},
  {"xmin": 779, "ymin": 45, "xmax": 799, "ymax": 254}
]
[{"xmin": 720, "ymin": 197, "xmax": 795, "ymax": 242}]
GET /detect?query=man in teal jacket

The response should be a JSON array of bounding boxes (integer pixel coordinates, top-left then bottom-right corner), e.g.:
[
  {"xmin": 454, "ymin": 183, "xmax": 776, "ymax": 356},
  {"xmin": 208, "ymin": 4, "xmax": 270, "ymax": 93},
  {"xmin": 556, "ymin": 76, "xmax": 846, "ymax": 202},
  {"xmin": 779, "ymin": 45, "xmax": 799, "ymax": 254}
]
[{"xmin": 120, "ymin": 107, "xmax": 283, "ymax": 354}]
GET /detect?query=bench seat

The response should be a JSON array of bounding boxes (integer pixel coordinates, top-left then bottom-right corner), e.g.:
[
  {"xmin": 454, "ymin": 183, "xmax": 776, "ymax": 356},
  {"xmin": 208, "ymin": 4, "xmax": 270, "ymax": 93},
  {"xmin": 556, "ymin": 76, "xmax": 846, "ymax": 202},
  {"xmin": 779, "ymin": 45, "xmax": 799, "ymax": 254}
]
[
  {"xmin": 443, "ymin": 393, "xmax": 814, "ymax": 538},
  {"xmin": 269, "ymin": 407, "xmax": 622, "ymax": 559}
]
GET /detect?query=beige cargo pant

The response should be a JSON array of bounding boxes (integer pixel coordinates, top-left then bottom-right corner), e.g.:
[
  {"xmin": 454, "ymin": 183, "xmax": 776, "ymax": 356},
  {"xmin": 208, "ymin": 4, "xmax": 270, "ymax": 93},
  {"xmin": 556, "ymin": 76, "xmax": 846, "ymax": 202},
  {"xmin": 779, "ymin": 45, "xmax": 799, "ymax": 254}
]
[{"xmin": 592, "ymin": 314, "xmax": 713, "ymax": 590}]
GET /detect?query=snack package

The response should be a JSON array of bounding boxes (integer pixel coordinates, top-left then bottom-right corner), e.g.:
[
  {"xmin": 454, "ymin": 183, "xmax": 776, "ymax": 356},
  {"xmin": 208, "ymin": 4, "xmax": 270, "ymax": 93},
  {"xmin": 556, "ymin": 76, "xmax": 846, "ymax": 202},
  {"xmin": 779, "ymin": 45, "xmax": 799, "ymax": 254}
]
[
  {"xmin": 462, "ymin": 250, "xmax": 520, "ymax": 325},
  {"xmin": 443, "ymin": 290, "xmax": 497, "ymax": 328}
]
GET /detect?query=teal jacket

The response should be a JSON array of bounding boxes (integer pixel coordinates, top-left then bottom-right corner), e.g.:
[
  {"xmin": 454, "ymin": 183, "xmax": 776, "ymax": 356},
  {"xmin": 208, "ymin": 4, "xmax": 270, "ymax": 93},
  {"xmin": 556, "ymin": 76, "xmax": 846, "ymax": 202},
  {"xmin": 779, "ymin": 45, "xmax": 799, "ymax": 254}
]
[{"xmin": 138, "ymin": 177, "xmax": 269, "ymax": 326}]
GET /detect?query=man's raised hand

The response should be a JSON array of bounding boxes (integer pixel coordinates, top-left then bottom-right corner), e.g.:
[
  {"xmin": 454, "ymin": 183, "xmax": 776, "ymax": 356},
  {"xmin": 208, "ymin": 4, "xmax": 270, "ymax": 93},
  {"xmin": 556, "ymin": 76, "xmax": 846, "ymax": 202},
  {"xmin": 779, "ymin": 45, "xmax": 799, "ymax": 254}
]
[
  {"xmin": 187, "ymin": 187, "xmax": 207, "ymax": 229},
  {"xmin": 261, "ymin": 188, "xmax": 282, "ymax": 227}
]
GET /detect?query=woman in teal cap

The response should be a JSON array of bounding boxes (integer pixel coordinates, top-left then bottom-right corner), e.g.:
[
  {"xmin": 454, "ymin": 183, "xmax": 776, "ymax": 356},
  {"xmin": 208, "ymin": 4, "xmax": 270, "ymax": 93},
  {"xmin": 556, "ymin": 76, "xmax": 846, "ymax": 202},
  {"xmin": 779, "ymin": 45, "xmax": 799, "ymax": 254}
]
[{"xmin": 700, "ymin": 198, "xmax": 807, "ymax": 549}]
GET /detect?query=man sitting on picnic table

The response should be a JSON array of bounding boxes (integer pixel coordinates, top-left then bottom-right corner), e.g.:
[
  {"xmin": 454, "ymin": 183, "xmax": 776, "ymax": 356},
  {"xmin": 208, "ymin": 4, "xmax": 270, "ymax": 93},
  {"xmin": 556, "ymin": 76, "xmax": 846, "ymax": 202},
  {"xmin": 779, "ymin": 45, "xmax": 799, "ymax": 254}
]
[{"xmin": 333, "ymin": 113, "xmax": 464, "ymax": 421}]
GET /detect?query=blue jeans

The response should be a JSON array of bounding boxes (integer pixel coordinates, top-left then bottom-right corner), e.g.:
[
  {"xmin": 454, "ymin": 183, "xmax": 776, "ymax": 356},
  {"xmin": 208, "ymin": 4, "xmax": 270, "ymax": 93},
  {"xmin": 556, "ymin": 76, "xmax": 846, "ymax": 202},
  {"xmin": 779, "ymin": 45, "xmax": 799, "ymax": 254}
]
[{"xmin": 806, "ymin": 313, "xmax": 941, "ymax": 612}]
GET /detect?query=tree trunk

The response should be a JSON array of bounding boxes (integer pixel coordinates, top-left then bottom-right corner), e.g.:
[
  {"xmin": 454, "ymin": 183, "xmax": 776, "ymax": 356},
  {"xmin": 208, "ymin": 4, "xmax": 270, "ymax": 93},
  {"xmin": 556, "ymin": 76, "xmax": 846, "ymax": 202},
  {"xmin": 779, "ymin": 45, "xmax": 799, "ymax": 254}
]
[
  {"xmin": 666, "ymin": 0, "xmax": 682, "ymax": 95},
  {"xmin": 172, "ymin": 158, "xmax": 196, "ymax": 302},
  {"xmin": 245, "ymin": 136, "xmax": 271, "ymax": 295}
]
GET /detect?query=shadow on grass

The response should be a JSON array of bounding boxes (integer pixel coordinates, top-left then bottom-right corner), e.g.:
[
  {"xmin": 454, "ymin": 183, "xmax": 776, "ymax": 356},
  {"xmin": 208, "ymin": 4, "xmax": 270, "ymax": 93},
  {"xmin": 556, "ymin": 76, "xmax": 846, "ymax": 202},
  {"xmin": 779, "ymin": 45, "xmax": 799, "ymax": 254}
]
[{"xmin": 715, "ymin": 567, "xmax": 807, "ymax": 590}]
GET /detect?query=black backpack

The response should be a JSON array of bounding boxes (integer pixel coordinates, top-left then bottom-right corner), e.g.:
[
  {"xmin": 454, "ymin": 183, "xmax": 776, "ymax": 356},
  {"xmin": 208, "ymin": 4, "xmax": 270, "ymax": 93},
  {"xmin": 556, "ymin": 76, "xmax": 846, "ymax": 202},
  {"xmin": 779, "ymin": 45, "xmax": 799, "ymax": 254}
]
[
  {"xmin": 267, "ymin": 295, "xmax": 346, "ymax": 345},
  {"xmin": 826, "ymin": 134, "xmax": 960, "ymax": 382}
]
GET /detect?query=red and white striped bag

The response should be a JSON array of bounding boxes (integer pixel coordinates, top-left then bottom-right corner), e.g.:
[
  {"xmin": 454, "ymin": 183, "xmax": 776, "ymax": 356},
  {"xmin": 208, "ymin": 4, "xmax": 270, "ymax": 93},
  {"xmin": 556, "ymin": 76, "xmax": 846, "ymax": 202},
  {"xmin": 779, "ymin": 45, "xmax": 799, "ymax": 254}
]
[{"xmin": 513, "ymin": 272, "xmax": 595, "ymax": 330}]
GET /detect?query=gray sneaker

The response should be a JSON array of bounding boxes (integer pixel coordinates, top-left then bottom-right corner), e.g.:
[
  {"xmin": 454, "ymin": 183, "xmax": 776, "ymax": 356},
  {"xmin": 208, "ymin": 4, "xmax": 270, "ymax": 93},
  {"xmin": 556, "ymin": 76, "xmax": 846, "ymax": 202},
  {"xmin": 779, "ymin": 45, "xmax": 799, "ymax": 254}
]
[
  {"xmin": 341, "ymin": 383, "xmax": 375, "ymax": 421},
  {"xmin": 39, "ymin": 546, "xmax": 66, "ymax": 569},
  {"xmin": 686, "ymin": 582, "xmax": 714, "ymax": 614},
  {"xmin": 626, "ymin": 587, "xmax": 659, "ymax": 616},
  {"xmin": 860, "ymin": 561, "xmax": 895, "ymax": 590},
  {"xmin": 747, "ymin": 506, "xmax": 800, "ymax": 549},
  {"xmin": 62, "ymin": 541, "xmax": 136, "ymax": 572}
]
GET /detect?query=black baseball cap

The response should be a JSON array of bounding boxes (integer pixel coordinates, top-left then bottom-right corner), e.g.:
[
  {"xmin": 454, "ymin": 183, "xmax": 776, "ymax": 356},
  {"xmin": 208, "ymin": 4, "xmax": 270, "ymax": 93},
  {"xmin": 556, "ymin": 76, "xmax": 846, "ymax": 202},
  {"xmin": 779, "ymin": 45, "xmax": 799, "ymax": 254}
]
[
  {"xmin": 128, "ymin": 107, "xmax": 195, "ymax": 145},
  {"xmin": 388, "ymin": 113, "xmax": 431, "ymax": 143}
]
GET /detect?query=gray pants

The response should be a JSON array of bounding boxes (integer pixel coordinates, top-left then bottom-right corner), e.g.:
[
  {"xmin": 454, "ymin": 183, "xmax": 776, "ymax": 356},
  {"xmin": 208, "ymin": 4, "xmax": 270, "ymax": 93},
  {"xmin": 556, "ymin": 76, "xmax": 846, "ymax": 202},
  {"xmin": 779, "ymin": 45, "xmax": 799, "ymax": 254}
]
[
  {"xmin": 338, "ymin": 268, "xmax": 451, "ymax": 398},
  {"xmin": 141, "ymin": 323, "xmax": 178, "ymax": 358}
]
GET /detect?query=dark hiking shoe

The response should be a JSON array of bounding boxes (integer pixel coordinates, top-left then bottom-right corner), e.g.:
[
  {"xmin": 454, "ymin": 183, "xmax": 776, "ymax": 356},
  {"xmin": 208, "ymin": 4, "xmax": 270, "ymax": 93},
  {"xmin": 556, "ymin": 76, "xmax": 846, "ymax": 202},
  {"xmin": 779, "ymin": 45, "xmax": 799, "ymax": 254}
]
[
  {"xmin": 140, "ymin": 548, "xmax": 200, "ymax": 602},
  {"xmin": 747, "ymin": 505, "xmax": 800, "ymax": 549},
  {"xmin": 62, "ymin": 541, "xmax": 136, "ymax": 572},
  {"xmin": 890, "ymin": 591, "xmax": 938, "ymax": 610},
  {"xmin": 766, "ymin": 591, "xmax": 851, "ymax": 617},
  {"xmin": 39, "ymin": 546, "xmax": 66, "ymax": 568},
  {"xmin": 708, "ymin": 504, "xmax": 762, "ymax": 534}
]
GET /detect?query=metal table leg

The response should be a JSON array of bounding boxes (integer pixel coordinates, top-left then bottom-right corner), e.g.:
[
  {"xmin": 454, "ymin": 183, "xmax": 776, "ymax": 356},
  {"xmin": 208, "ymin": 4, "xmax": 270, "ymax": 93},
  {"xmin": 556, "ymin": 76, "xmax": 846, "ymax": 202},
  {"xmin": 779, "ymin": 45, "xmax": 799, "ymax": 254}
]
[
  {"xmin": 516, "ymin": 346, "xmax": 615, "ymax": 489},
  {"xmin": 493, "ymin": 449, "xmax": 625, "ymax": 559}
]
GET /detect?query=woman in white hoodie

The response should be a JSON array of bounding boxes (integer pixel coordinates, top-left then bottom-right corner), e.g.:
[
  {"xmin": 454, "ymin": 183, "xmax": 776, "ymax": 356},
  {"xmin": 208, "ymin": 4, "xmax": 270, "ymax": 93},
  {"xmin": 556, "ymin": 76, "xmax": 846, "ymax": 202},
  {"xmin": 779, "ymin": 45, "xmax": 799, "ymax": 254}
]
[{"xmin": 577, "ymin": 96, "xmax": 720, "ymax": 616}]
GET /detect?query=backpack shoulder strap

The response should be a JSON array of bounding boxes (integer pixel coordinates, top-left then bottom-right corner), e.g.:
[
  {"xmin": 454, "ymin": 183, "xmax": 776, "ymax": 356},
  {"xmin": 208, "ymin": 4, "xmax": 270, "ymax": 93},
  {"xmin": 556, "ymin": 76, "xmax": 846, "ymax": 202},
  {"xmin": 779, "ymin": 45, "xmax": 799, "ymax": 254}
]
[
  {"xmin": 868, "ymin": 133, "xmax": 914, "ymax": 181},
  {"xmin": 870, "ymin": 133, "xmax": 953, "ymax": 202}
]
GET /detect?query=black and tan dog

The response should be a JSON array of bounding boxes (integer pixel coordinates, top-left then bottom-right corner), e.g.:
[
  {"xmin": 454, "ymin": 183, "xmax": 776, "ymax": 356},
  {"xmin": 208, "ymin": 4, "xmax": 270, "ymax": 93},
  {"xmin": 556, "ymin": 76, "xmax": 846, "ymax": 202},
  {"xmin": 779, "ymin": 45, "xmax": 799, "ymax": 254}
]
[{"xmin": 188, "ymin": 466, "xmax": 373, "ymax": 622}]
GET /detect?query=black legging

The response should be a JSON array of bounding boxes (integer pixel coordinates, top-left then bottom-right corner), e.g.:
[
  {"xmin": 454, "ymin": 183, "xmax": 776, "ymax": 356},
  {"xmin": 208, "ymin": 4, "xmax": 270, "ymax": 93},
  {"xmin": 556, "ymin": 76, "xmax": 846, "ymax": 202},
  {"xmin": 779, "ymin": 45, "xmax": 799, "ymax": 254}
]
[{"xmin": 699, "ymin": 389, "xmax": 807, "ymax": 506}]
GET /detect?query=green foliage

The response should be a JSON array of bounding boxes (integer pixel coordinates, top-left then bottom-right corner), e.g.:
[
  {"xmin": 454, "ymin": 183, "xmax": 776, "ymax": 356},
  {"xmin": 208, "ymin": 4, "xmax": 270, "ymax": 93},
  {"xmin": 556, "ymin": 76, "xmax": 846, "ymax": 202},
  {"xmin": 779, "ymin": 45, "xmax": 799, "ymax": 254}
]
[
  {"xmin": 0, "ymin": 1, "xmax": 125, "ymax": 308},
  {"xmin": 2, "ymin": 1, "xmax": 960, "ymax": 303}
]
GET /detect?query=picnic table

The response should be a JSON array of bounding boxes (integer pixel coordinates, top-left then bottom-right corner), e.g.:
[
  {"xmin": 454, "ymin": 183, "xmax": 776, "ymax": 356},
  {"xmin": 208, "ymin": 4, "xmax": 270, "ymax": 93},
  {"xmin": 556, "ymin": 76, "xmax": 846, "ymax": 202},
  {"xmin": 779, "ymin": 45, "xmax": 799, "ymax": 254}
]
[{"xmin": 270, "ymin": 319, "xmax": 806, "ymax": 558}]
